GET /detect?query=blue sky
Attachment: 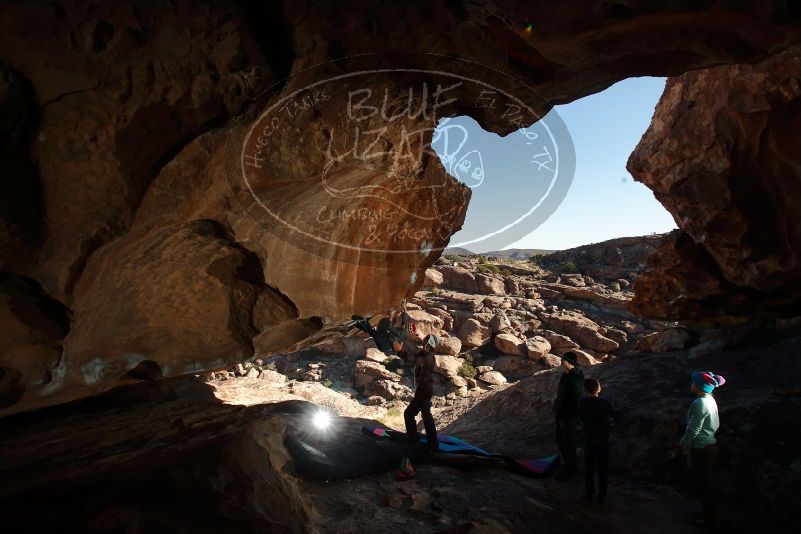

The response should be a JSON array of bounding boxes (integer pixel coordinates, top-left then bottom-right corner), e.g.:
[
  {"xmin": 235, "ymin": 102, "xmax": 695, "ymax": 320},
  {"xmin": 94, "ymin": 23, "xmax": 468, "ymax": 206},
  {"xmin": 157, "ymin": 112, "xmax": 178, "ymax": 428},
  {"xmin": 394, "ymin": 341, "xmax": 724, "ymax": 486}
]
[{"xmin": 433, "ymin": 76, "xmax": 676, "ymax": 252}]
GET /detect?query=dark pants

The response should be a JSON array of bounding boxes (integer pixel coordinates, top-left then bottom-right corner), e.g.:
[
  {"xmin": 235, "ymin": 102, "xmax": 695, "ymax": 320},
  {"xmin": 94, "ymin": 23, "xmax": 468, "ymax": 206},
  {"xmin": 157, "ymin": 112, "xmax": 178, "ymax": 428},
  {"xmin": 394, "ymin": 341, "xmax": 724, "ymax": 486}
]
[
  {"xmin": 556, "ymin": 419, "xmax": 578, "ymax": 474},
  {"xmin": 584, "ymin": 440, "xmax": 609, "ymax": 498},
  {"xmin": 689, "ymin": 444, "xmax": 720, "ymax": 524},
  {"xmin": 404, "ymin": 388, "xmax": 437, "ymax": 449}
]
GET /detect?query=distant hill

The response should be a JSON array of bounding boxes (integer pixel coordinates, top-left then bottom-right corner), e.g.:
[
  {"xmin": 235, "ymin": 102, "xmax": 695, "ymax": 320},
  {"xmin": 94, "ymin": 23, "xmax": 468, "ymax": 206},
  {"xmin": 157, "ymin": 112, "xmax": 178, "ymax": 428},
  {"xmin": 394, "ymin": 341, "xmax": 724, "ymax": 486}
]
[
  {"xmin": 483, "ymin": 248, "xmax": 554, "ymax": 260},
  {"xmin": 443, "ymin": 247, "xmax": 554, "ymax": 259},
  {"xmin": 443, "ymin": 247, "xmax": 476, "ymax": 256}
]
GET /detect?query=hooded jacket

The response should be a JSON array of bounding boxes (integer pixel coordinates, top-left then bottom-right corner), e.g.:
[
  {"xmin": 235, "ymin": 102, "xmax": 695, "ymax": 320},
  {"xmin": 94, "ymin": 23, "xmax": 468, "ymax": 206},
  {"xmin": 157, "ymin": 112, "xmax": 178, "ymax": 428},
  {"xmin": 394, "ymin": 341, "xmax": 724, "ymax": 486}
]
[{"xmin": 554, "ymin": 367, "xmax": 584, "ymax": 420}]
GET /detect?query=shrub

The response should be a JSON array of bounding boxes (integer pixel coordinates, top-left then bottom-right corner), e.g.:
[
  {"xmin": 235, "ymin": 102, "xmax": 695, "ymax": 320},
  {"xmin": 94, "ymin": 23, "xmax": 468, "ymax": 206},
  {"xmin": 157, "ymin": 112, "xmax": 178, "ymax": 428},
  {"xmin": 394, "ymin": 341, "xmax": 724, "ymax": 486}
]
[
  {"xmin": 458, "ymin": 361, "xmax": 477, "ymax": 379},
  {"xmin": 431, "ymin": 287, "xmax": 441, "ymax": 296},
  {"xmin": 457, "ymin": 353, "xmax": 477, "ymax": 379},
  {"xmin": 477, "ymin": 255, "xmax": 488, "ymax": 264},
  {"xmin": 478, "ymin": 264, "xmax": 501, "ymax": 274},
  {"xmin": 560, "ymin": 261, "xmax": 579, "ymax": 274}
]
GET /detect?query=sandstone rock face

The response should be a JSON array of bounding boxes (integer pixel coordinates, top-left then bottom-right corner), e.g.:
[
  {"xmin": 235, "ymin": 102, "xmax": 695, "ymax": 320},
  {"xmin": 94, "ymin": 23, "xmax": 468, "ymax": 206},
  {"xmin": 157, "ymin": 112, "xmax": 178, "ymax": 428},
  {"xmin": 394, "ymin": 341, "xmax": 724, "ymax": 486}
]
[
  {"xmin": 457, "ymin": 319, "xmax": 490, "ymax": 349},
  {"xmin": 629, "ymin": 45, "xmax": 801, "ymax": 320},
  {"xmin": 2, "ymin": 0, "xmax": 801, "ymax": 414}
]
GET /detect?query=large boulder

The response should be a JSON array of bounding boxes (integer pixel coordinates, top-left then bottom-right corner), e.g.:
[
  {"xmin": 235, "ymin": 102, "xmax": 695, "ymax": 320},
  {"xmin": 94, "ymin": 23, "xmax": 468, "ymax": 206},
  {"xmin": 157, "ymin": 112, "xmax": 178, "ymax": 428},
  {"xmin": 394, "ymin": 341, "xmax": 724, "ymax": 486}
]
[
  {"xmin": 433, "ymin": 355, "xmax": 462, "ymax": 379},
  {"xmin": 574, "ymin": 349, "xmax": 601, "ymax": 367},
  {"xmin": 490, "ymin": 356, "xmax": 538, "ymax": 378},
  {"xmin": 457, "ymin": 319, "xmax": 490, "ymax": 348},
  {"xmin": 505, "ymin": 277, "xmax": 520, "ymax": 295},
  {"xmin": 494, "ymin": 333, "xmax": 525, "ymax": 356},
  {"xmin": 475, "ymin": 274, "xmax": 506, "ymax": 296},
  {"xmin": 537, "ymin": 330, "xmax": 580, "ymax": 354},
  {"xmin": 540, "ymin": 354, "xmax": 563, "ymax": 369},
  {"xmin": 425, "ymin": 308, "xmax": 454, "ymax": 332},
  {"xmin": 438, "ymin": 266, "xmax": 478, "ymax": 293},
  {"xmin": 405, "ymin": 309, "xmax": 444, "ymax": 339},
  {"xmin": 604, "ymin": 328, "xmax": 629, "ymax": 347},
  {"xmin": 364, "ymin": 379, "xmax": 413, "ymax": 401},
  {"xmin": 525, "ymin": 336, "xmax": 552, "ymax": 360},
  {"xmin": 364, "ymin": 348, "xmax": 388, "ymax": 363},
  {"xmin": 542, "ymin": 312, "xmax": 619, "ymax": 353},
  {"xmin": 436, "ymin": 335, "xmax": 462, "ymax": 357},
  {"xmin": 560, "ymin": 285, "xmax": 631, "ymax": 311},
  {"xmin": 354, "ymin": 360, "xmax": 399, "ymax": 389},
  {"xmin": 258, "ymin": 369, "xmax": 286, "ymax": 383},
  {"xmin": 489, "ymin": 312, "xmax": 512, "ymax": 334},
  {"xmin": 438, "ymin": 292, "xmax": 484, "ymax": 312},
  {"xmin": 637, "ymin": 328, "xmax": 692, "ymax": 353},
  {"xmin": 422, "ymin": 268, "xmax": 444, "ymax": 289},
  {"xmin": 478, "ymin": 371, "xmax": 507, "ymax": 386}
]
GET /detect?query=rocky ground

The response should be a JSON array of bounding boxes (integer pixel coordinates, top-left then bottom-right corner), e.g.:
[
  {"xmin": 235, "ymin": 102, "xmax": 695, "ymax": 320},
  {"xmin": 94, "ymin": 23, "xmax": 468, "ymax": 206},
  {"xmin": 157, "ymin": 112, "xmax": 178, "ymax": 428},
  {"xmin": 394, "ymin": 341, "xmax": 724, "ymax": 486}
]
[{"xmin": 205, "ymin": 237, "xmax": 687, "ymax": 427}]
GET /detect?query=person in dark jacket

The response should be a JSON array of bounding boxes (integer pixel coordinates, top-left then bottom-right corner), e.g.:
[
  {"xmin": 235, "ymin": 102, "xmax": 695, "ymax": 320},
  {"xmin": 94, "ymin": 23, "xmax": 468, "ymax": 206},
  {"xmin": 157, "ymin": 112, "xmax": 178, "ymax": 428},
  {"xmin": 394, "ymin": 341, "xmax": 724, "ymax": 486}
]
[
  {"xmin": 404, "ymin": 334, "xmax": 439, "ymax": 451},
  {"xmin": 554, "ymin": 351, "xmax": 584, "ymax": 480},
  {"xmin": 351, "ymin": 313, "xmax": 409, "ymax": 355},
  {"xmin": 579, "ymin": 377, "xmax": 617, "ymax": 503}
]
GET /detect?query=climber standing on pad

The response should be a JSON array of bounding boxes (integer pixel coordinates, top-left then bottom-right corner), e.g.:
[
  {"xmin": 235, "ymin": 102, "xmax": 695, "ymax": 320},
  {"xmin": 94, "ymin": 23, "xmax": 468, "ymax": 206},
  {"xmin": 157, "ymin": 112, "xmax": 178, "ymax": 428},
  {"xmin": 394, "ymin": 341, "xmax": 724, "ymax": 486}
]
[{"xmin": 404, "ymin": 333, "xmax": 439, "ymax": 451}]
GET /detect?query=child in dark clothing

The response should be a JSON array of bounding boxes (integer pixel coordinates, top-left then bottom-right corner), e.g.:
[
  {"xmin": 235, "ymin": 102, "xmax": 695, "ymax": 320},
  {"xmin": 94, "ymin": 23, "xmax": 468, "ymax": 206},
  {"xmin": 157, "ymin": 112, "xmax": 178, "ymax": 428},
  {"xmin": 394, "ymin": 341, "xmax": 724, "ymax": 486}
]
[{"xmin": 579, "ymin": 378, "xmax": 616, "ymax": 503}]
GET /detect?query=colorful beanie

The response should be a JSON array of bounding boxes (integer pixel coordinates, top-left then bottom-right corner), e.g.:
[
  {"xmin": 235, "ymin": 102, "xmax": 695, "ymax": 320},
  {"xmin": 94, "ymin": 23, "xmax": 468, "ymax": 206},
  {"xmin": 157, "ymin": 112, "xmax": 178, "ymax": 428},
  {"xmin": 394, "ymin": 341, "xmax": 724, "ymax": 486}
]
[{"xmin": 692, "ymin": 371, "xmax": 726, "ymax": 393}]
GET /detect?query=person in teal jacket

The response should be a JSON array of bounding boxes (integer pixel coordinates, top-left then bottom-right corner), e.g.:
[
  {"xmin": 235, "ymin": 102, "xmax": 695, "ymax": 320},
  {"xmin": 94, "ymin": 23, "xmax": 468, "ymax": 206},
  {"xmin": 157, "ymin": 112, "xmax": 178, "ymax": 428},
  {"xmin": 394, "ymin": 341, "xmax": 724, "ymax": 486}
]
[{"xmin": 678, "ymin": 371, "xmax": 726, "ymax": 527}]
